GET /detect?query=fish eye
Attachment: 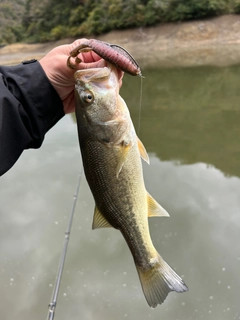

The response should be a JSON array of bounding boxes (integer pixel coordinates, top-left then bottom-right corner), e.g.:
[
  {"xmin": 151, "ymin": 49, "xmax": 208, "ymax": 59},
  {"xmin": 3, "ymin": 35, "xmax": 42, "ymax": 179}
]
[{"xmin": 81, "ymin": 90, "xmax": 94, "ymax": 104}]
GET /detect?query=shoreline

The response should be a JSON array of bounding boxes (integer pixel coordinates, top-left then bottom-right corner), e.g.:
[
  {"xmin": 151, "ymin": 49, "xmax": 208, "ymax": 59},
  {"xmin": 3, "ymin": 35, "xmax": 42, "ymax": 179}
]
[{"xmin": 1, "ymin": 14, "xmax": 240, "ymax": 68}]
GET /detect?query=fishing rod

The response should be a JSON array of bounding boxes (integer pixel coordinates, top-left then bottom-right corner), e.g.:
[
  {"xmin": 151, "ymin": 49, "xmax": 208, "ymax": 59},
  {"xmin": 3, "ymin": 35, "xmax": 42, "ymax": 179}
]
[{"xmin": 47, "ymin": 171, "xmax": 83, "ymax": 320}]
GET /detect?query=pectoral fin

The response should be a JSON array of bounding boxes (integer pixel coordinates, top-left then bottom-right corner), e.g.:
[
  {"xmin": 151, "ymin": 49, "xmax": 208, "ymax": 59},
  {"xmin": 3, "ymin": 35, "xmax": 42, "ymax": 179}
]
[
  {"xmin": 138, "ymin": 138, "xmax": 150, "ymax": 164},
  {"xmin": 116, "ymin": 141, "xmax": 131, "ymax": 178},
  {"xmin": 92, "ymin": 205, "xmax": 113, "ymax": 229},
  {"xmin": 147, "ymin": 193, "xmax": 170, "ymax": 217}
]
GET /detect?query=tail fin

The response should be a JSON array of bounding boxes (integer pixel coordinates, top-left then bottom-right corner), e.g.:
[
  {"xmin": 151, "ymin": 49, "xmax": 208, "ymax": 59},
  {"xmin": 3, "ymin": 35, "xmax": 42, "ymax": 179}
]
[{"xmin": 136, "ymin": 255, "xmax": 188, "ymax": 308}]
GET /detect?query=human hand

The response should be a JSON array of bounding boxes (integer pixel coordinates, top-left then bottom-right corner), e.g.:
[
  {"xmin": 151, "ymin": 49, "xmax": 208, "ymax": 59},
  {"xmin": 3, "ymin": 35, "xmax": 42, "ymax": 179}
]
[{"xmin": 39, "ymin": 39, "xmax": 123, "ymax": 114}]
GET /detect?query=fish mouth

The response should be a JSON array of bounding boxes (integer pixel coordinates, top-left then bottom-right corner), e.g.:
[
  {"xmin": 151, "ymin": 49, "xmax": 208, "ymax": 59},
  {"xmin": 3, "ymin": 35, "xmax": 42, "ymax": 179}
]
[{"xmin": 74, "ymin": 63, "xmax": 122, "ymax": 88}]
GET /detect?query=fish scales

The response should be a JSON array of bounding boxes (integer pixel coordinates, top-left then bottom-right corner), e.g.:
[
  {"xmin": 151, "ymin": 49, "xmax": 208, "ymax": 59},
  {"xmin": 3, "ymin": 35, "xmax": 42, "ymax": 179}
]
[
  {"xmin": 81, "ymin": 135, "xmax": 146, "ymax": 233},
  {"xmin": 81, "ymin": 140, "xmax": 153, "ymax": 273},
  {"xmin": 74, "ymin": 64, "xmax": 188, "ymax": 307}
]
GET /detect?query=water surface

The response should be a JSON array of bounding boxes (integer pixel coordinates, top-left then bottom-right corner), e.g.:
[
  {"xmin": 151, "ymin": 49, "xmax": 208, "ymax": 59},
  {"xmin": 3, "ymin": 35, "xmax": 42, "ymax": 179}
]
[{"xmin": 1, "ymin": 65, "xmax": 240, "ymax": 320}]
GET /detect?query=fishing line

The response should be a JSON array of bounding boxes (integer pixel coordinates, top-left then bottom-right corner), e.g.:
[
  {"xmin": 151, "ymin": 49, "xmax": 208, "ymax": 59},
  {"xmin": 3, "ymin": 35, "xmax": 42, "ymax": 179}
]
[
  {"xmin": 137, "ymin": 75, "xmax": 144, "ymax": 136},
  {"xmin": 47, "ymin": 170, "xmax": 83, "ymax": 320}
]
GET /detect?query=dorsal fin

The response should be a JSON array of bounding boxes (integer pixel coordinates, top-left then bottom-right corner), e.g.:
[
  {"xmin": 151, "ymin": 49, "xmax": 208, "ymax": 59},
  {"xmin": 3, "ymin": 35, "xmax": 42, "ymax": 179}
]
[
  {"xmin": 138, "ymin": 138, "xmax": 150, "ymax": 164},
  {"xmin": 92, "ymin": 205, "xmax": 113, "ymax": 229},
  {"xmin": 147, "ymin": 193, "xmax": 170, "ymax": 217}
]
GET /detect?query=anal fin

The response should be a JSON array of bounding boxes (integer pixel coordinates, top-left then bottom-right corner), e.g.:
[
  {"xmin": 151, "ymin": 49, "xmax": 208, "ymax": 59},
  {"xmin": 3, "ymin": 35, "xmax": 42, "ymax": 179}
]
[
  {"xmin": 147, "ymin": 193, "xmax": 169, "ymax": 217},
  {"xmin": 92, "ymin": 205, "xmax": 113, "ymax": 229}
]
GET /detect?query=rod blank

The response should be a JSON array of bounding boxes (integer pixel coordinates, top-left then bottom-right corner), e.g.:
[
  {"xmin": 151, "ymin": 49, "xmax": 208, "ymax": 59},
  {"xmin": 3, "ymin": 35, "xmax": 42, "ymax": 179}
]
[{"xmin": 47, "ymin": 171, "xmax": 83, "ymax": 320}]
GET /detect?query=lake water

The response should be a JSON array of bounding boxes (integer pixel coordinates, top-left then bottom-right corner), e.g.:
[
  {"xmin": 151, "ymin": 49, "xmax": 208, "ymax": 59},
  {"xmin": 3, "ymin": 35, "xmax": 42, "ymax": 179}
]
[{"xmin": 1, "ymin": 65, "xmax": 240, "ymax": 320}]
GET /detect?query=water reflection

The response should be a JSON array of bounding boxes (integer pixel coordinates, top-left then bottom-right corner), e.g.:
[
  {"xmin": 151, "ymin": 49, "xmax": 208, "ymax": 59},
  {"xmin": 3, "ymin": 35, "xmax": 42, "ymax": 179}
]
[
  {"xmin": 0, "ymin": 66, "xmax": 240, "ymax": 320},
  {"xmin": 122, "ymin": 66, "xmax": 240, "ymax": 178}
]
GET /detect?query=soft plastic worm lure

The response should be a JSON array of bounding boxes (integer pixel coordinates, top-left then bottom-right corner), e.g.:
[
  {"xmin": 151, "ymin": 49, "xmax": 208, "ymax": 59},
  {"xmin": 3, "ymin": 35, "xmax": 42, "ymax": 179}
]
[{"xmin": 67, "ymin": 39, "xmax": 142, "ymax": 77}]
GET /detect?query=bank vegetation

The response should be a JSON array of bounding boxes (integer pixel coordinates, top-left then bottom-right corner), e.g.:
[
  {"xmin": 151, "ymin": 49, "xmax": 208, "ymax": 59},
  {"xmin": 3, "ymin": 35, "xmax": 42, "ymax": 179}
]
[{"xmin": 1, "ymin": 0, "xmax": 240, "ymax": 45}]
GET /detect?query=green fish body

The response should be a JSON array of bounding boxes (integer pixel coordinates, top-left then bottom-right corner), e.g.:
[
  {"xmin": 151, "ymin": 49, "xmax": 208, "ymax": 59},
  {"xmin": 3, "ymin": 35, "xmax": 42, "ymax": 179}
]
[{"xmin": 74, "ymin": 65, "xmax": 188, "ymax": 307}]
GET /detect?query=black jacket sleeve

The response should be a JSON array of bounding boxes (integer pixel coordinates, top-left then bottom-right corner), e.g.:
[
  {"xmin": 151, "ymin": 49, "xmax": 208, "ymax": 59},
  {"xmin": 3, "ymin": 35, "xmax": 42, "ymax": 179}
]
[{"xmin": 0, "ymin": 59, "xmax": 65, "ymax": 176}]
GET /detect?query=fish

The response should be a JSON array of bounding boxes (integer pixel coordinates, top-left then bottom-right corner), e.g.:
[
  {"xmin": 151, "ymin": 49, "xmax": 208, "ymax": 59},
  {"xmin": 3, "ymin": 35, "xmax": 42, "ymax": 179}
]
[{"xmin": 74, "ymin": 64, "xmax": 188, "ymax": 307}]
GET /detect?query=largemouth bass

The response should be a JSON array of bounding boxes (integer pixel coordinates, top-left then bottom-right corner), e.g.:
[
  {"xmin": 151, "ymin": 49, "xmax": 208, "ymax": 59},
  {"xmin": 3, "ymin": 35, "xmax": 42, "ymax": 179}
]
[{"xmin": 74, "ymin": 64, "xmax": 188, "ymax": 307}]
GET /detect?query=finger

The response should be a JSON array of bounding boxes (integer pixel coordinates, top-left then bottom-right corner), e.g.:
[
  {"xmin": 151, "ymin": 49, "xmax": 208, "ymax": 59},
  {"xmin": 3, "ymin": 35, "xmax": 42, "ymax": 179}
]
[
  {"xmin": 77, "ymin": 58, "xmax": 106, "ymax": 70},
  {"xmin": 63, "ymin": 94, "xmax": 75, "ymax": 114},
  {"xmin": 79, "ymin": 51, "xmax": 102, "ymax": 63},
  {"xmin": 118, "ymin": 70, "xmax": 124, "ymax": 82},
  {"xmin": 69, "ymin": 38, "xmax": 89, "ymax": 52},
  {"xmin": 67, "ymin": 39, "xmax": 102, "ymax": 63}
]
